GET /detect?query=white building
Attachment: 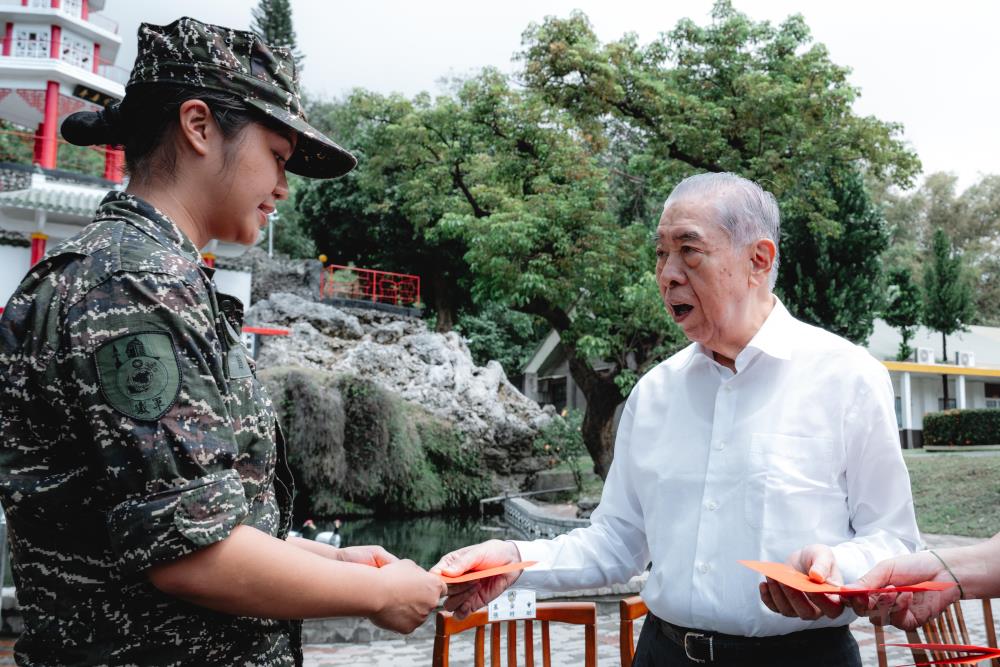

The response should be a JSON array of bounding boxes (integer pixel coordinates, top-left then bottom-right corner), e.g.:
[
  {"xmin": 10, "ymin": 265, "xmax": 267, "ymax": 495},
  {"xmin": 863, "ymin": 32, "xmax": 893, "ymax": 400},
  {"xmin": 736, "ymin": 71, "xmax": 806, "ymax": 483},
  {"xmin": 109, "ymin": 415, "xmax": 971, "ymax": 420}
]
[
  {"xmin": 522, "ymin": 318, "xmax": 1000, "ymax": 449},
  {"xmin": 0, "ymin": 0, "xmax": 253, "ymax": 311}
]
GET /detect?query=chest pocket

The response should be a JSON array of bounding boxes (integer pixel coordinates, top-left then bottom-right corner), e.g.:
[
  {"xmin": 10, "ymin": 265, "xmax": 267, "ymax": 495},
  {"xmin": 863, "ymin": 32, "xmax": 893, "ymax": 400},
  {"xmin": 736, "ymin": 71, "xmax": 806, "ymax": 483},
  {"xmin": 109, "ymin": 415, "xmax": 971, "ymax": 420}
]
[{"xmin": 744, "ymin": 433, "xmax": 842, "ymax": 533}]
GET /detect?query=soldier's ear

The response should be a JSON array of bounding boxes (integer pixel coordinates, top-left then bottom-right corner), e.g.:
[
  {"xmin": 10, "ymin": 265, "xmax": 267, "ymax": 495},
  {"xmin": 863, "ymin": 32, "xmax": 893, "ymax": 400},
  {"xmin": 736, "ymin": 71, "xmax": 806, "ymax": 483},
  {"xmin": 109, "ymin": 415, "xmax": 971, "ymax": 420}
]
[{"xmin": 176, "ymin": 99, "xmax": 215, "ymax": 158}]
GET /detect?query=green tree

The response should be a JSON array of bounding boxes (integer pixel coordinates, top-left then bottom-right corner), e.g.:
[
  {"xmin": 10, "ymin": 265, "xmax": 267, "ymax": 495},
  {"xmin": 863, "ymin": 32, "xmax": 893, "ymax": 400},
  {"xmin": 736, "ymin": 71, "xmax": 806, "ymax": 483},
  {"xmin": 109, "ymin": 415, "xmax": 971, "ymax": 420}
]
[
  {"xmin": 517, "ymin": 2, "xmax": 919, "ymax": 343},
  {"xmin": 296, "ymin": 91, "xmax": 473, "ymax": 331},
  {"xmin": 882, "ymin": 266, "xmax": 923, "ymax": 361},
  {"xmin": 922, "ymin": 229, "xmax": 974, "ymax": 406},
  {"xmin": 454, "ymin": 303, "xmax": 547, "ymax": 381},
  {"xmin": 251, "ymin": 0, "xmax": 303, "ymax": 71},
  {"xmin": 878, "ymin": 172, "xmax": 1000, "ymax": 326}
]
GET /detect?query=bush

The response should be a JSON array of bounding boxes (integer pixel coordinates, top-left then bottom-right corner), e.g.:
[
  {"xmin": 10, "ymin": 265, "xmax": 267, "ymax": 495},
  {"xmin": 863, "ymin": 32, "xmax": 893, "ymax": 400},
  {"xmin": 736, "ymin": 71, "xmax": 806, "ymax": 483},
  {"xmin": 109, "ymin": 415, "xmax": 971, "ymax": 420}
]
[
  {"xmin": 923, "ymin": 409, "xmax": 1000, "ymax": 447},
  {"xmin": 532, "ymin": 410, "xmax": 586, "ymax": 490},
  {"xmin": 259, "ymin": 367, "xmax": 492, "ymax": 517}
]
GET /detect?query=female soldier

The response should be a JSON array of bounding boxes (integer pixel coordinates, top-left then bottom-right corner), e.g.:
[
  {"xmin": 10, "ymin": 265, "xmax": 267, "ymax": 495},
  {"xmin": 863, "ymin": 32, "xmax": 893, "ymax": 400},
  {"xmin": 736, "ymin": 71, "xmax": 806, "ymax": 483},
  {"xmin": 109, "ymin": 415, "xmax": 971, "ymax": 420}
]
[{"xmin": 0, "ymin": 17, "xmax": 444, "ymax": 666}]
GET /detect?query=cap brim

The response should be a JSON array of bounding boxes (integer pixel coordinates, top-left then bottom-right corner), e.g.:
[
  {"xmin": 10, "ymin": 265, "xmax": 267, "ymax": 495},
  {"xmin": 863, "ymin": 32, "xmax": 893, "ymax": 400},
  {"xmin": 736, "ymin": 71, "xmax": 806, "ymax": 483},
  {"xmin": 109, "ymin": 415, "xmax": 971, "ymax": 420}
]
[{"xmin": 246, "ymin": 100, "xmax": 357, "ymax": 179}]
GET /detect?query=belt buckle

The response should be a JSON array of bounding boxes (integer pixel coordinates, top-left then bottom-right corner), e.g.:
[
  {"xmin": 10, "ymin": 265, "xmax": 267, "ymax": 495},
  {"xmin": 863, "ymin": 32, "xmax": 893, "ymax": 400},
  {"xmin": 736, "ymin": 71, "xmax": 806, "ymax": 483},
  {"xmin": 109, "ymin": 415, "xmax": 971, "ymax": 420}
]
[{"xmin": 683, "ymin": 631, "xmax": 714, "ymax": 663}]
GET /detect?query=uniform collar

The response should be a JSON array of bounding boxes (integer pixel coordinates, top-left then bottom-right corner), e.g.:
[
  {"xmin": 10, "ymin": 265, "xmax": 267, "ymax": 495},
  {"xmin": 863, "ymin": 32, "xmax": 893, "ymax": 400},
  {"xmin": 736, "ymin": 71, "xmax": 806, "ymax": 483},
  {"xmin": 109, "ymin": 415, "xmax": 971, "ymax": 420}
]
[{"xmin": 95, "ymin": 191, "xmax": 204, "ymax": 266}]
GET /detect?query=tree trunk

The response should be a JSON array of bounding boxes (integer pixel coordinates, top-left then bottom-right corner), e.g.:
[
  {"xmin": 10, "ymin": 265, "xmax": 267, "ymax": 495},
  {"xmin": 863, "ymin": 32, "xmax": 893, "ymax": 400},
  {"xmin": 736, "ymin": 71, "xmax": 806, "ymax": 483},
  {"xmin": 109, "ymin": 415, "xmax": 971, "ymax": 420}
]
[
  {"xmin": 566, "ymin": 356, "xmax": 625, "ymax": 480},
  {"xmin": 941, "ymin": 331, "xmax": 949, "ymax": 408},
  {"xmin": 429, "ymin": 270, "xmax": 455, "ymax": 333}
]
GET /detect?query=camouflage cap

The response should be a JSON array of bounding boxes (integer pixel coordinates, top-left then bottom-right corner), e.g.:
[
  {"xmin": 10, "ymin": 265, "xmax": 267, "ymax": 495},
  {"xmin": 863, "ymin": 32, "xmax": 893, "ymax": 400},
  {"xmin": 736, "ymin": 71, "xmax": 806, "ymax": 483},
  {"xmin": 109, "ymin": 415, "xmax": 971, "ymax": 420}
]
[{"xmin": 128, "ymin": 16, "xmax": 356, "ymax": 179}]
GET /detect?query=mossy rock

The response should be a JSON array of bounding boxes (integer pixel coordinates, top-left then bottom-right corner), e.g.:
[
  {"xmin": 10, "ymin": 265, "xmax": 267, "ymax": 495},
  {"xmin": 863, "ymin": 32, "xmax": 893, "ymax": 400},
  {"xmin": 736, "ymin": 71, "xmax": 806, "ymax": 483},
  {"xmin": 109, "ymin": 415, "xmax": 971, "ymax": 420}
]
[{"xmin": 260, "ymin": 367, "xmax": 492, "ymax": 518}]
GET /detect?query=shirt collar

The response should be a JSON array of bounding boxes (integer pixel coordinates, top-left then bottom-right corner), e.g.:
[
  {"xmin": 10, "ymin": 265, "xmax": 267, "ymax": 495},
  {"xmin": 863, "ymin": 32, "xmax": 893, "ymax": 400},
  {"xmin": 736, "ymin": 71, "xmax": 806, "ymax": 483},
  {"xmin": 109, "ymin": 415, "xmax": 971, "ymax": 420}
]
[
  {"xmin": 739, "ymin": 296, "xmax": 794, "ymax": 364},
  {"xmin": 94, "ymin": 191, "xmax": 203, "ymax": 265},
  {"xmin": 689, "ymin": 296, "xmax": 795, "ymax": 373}
]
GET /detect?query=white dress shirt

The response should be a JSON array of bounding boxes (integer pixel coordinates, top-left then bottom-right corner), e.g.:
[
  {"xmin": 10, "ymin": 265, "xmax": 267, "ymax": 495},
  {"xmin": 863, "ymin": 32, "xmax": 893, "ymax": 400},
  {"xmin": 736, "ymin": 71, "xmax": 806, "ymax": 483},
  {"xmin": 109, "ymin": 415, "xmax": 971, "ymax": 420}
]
[{"xmin": 515, "ymin": 298, "xmax": 921, "ymax": 637}]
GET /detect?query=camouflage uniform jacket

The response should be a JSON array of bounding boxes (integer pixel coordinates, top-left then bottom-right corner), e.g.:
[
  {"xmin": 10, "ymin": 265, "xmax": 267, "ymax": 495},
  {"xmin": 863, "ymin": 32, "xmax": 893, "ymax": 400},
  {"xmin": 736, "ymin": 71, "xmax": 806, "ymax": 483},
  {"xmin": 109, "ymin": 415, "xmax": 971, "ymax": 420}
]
[{"xmin": 0, "ymin": 192, "xmax": 299, "ymax": 666}]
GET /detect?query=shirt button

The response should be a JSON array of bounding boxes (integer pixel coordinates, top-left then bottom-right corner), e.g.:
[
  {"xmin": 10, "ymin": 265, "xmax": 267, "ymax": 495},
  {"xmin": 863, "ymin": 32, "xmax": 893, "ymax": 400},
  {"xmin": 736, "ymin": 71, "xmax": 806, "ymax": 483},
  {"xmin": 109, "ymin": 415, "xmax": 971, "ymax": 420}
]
[
  {"xmin": 706, "ymin": 500, "xmax": 719, "ymax": 511},
  {"xmin": 716, "ymin": 440, "xmax": 726, "ymax": 450},
  {"xmin": 723, "ymin": 385, "xmax": 732, "ymax": 392},
  {"xmin": 697, "ymin": 562, "xmax": 710, "ymax": 574}
]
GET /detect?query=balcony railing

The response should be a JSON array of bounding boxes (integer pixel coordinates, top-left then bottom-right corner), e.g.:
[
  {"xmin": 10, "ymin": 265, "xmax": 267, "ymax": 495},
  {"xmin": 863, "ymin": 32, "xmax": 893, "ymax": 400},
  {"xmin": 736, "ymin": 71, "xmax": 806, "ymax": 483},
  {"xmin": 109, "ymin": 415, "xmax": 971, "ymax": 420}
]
[
  {"xmin": 0, "ymin": 38, "xmax": 128, "ymax": 85},
  {"xmin": 319, "ymin": 264, "xmax": 422, "ymax": 307},
  {"xmin": 0, "ymin": 1, "xmax": 119, "ymax": 34}
]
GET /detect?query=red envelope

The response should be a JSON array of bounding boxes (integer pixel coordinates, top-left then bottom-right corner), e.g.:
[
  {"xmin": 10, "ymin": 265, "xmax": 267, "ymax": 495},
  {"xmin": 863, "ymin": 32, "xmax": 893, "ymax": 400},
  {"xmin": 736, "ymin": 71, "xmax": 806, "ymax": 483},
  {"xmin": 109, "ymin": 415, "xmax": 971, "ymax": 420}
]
[
  {"xmin": 739, "ymin": 560, "xmax": 955, "ymax": 595},
  {"xmin": 883, "ymin": 642, "xmax": 1000, "ymax": 665},
  {"xmin": 439, "ymin": 561, "xmax": 538, "ymax": 584}
]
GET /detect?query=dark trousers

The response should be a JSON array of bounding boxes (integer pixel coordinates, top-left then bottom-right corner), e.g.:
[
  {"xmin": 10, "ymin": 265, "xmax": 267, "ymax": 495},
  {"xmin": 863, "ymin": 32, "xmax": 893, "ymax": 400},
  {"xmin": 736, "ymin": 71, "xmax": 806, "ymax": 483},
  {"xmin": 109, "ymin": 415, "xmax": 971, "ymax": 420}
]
[{"xmin": 632, "ymin": 616, "xmax": 862, "ymax": 667}]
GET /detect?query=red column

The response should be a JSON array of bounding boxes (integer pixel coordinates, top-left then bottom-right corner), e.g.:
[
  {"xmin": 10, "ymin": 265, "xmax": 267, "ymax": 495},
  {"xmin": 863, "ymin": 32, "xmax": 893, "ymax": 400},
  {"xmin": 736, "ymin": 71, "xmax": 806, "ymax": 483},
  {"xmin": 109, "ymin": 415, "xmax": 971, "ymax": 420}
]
[
  {"xmin": 50, "ymin": 25, "xmax": 60, "ymax": 61},
  {"xmin": 51, "ymin": 0, "xmax": 60, "ymax": 8},
  {"xmin": 2, "ymin": 23, "xmax": 12, "ymax": 56},
  {"xmin": 81, "ymin": 0, "xmax": 88, "ymax": 19},
  {"xmin": 92, "ymin": 41, "xmax": 99, "ymax": 73},
  {"xmin": 30, "ymin": 233, "xmax": 48, "ymax": 265},
  {"xmin": 103, "ymin": 147, "xmax": 123, "ymax": 183},
  {"xmin": 38, "ymin": 80, "xmax": 58, "ymax": 169},
  {"xmin": 201, "ymin": 253, "xmax": 216, "ymax": 268}
]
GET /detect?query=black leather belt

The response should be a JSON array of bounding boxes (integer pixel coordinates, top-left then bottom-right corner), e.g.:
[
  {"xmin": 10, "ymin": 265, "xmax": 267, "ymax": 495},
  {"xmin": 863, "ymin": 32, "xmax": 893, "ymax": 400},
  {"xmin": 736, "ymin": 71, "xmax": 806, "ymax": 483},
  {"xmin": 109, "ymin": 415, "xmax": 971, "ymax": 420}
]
[{"xmin": 655, "ymin": 616, "xmax": 850, "ymax": 664}]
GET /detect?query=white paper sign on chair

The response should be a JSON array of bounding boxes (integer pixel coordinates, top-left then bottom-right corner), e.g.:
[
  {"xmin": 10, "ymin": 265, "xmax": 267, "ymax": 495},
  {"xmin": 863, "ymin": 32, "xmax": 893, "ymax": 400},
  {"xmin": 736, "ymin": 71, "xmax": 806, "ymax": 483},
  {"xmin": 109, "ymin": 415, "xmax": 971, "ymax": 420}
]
[{"xmin": 488, "ymin": 589, "xmax": 536, "ymax": 622}]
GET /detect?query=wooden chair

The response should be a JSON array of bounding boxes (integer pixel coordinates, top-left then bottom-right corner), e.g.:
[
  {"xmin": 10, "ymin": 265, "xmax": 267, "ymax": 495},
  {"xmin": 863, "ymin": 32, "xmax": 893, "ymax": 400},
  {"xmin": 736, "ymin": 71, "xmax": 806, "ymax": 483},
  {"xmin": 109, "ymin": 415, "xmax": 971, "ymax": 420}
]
[
  {"xmin": 619, "ymin": 595, "xmax": 648, "ymax": 667},
  {"xmin": 432, "ymin": 601, "xmax": 597, "ymax": 667},
  {"xmin": 871, "ymin": 599, "xmax": 999, "ymax": 667}
]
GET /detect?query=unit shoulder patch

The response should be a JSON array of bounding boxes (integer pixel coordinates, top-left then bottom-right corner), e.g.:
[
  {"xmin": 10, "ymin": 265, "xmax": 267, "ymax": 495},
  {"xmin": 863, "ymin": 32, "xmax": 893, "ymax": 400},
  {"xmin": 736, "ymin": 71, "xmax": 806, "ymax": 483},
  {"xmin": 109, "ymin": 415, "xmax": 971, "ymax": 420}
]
[{"xmin": 95, "ymin": 331, "xmax": 181, "ymax": 421}]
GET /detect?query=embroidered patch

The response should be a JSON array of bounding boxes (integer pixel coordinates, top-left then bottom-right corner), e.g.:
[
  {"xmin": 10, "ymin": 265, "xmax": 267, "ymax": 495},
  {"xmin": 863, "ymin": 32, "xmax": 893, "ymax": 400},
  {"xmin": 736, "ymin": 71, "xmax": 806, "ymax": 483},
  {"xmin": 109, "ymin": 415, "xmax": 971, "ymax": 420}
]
[{"xmin": 95, "ymin": 331, "xmax": 181, "ymax": 421}]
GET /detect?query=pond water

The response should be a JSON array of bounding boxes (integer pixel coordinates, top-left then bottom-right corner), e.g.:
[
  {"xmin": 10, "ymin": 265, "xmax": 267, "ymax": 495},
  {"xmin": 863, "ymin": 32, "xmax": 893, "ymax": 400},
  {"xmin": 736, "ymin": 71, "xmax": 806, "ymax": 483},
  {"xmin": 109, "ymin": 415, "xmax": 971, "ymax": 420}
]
[{"xmin": 311, "ymin": 515, "xmax": 518, "ymax": 569}]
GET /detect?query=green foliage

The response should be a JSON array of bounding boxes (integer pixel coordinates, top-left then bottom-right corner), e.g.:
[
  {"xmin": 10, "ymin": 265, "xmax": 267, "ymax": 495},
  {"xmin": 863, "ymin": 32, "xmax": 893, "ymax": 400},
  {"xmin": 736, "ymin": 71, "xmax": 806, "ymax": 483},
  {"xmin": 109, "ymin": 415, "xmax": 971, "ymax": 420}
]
[
  {"xmin": 532, "ymin": 411, "xmax": 586, "ymax": 490},
  {"xmin": 454, "ymin": 303, "xmax": 546, "ymax": 380},
  {"xmin": 260, "ymin": 367, "xmax": 490, "ymax": 516},
  {"xmin": 922, "ymin": 229, "xmax": 975, "ymax": 352},
  {"xmin": 250, "ymin": 0, "xmax": 303, "ymax": 71},
  {"xmin": 879, "ymin": 172, "xmax": 1000, "ymax": 326},
  {"xmin": 882, "ymin": 265, "xmax": 923, "ymax": 361},
  {"xmin": 923, "ymin": 409, "xmax": 1000, "ymax": 448},
  {"xmin": 517, "ymin": 2, "xmax": 918, "ymax": 343}
]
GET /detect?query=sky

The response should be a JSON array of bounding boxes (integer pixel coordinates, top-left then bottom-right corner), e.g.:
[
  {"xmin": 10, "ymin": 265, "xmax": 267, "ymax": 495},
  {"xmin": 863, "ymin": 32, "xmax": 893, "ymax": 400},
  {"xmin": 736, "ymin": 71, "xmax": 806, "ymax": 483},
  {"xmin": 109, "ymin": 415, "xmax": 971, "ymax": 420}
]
[{"xmin": 102, "ymin": 0, "xmax": 1000, "ymax": 191}]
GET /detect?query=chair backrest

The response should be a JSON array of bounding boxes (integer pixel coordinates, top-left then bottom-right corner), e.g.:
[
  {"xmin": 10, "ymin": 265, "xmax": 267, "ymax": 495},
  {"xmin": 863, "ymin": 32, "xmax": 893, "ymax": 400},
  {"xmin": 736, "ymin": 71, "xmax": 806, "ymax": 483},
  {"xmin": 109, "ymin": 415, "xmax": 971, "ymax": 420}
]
[
  {"xmin": 901, "ymin": 599, "xmax": 999, "ymax": 666},
  {"xmin": 619, "ymin": 595, "xmax": 648, "ymax": 667},
  {"xmin": 432, "ymin": 601, "xmax": 597, "ymax": 667}
]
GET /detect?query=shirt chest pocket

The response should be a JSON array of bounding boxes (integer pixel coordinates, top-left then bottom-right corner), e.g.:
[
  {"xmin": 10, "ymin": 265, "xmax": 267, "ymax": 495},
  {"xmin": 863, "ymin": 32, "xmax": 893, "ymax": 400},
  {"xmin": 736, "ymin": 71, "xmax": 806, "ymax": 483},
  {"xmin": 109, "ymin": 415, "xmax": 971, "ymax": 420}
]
[{"xmin": 744, "ymin": 432, "xmax": 841, "ymax": 533}]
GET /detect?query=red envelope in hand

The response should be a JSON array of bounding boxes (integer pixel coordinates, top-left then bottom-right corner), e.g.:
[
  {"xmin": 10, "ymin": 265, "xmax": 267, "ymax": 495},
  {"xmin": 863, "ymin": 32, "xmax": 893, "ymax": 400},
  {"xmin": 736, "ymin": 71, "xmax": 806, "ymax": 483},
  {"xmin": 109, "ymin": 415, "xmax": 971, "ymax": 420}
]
[
  {"xmin": 883, "ymin": 642, "xmax": 1000, "ymax": 665},
  {"xmin": 439, "ymin": 561, "xmax": 538, "ymax": 584},
  {"xmin": 739, "ymin": 560, "xmax": 955, "ymax": 595}
]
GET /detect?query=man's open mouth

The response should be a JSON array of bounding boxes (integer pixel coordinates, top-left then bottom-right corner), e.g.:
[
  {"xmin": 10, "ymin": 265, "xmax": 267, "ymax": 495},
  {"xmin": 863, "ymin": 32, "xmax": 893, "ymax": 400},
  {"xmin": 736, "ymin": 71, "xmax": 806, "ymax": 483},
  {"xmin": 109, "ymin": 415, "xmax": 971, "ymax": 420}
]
[{"xmin": 671, "ymin": 303, "xmax": 694, "ymax": 320}]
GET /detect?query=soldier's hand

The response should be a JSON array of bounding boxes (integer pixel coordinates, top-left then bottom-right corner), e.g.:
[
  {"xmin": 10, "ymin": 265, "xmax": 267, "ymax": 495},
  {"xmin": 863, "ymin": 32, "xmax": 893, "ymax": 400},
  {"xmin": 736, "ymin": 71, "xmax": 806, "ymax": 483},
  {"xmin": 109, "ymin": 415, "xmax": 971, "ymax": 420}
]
[
  {"xmin": 842, "ymin": 551, "xmax": 959, "ymax": 630},
  {"xmin": 337, "ymin": 545, "xmax": 399, "ymax": 567},
  {"xmin": 368, "ymin": 559, "xmax": 446, "ymax": 634},
  {"xmin": 430, "ymin": 540, "xmax": 522, "ymax": 620}
]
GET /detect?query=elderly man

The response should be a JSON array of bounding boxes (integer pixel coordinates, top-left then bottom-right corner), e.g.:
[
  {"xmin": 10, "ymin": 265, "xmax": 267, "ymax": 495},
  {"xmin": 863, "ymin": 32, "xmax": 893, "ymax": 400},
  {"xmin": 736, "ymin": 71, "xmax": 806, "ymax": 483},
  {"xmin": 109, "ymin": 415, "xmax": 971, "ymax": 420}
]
[{"xmin": 434, "ymin": 173, "xmax": 920, "ymax": 666}]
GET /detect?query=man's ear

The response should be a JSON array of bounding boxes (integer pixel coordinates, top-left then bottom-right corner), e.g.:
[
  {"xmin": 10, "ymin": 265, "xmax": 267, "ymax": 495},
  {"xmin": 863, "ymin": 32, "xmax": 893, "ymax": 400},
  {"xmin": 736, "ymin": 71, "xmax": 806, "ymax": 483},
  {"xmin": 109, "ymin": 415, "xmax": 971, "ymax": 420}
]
[
  {"xmin": 749, "ymin": 238, "xmax": 776, "ymax": 288},
  {"xmin": 176, "ymin": 99, "xmax": 214, "ymax": 157}
]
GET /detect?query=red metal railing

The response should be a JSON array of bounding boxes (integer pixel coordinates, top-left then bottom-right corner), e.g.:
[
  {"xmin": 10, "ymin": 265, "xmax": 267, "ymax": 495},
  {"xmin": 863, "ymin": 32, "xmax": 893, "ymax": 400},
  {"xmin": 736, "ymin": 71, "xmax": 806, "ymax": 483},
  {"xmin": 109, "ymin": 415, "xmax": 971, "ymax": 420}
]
[{"xmin": 319, "ymin": 264, "xmax": 421, "ymax": 307}]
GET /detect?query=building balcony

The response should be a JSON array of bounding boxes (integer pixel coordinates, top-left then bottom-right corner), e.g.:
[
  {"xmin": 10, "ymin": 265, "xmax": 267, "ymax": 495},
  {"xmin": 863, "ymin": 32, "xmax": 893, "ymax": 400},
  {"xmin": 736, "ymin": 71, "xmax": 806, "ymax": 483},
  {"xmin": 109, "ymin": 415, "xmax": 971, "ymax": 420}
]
[{"xmin": 0, "ymin": 1, "xmax": 121, "ymax": 58}]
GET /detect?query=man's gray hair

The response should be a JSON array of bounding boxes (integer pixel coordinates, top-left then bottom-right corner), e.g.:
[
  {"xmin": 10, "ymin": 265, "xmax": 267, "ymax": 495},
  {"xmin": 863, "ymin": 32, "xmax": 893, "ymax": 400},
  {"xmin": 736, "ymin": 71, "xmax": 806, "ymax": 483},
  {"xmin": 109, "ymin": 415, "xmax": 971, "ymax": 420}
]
[{"xmin": 663, "ymin": 173, "xmax": 781, "ymax": 289}]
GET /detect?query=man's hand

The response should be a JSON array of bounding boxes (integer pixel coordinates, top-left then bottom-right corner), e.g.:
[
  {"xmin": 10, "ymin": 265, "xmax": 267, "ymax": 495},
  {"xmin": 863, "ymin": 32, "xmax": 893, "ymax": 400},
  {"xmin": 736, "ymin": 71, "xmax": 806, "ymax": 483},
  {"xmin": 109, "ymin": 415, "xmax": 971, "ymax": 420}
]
[
  {"xmin": 369, "ymin": 559, "xmax": 447, "ymax": 634},
  {"xmin": 843, "ymin": 551, "xmax": 959, "ymax": 630},
  {"xmin": 430, "ymin": 540, "xmax": 522, "ymax": 620},
  {"xmin": 760, "ymin": 544, "xmax": 845, "ymax": 620},
  {"xmin": 336, "ymin": 545, "xmax": 399, "ymax": 568}
]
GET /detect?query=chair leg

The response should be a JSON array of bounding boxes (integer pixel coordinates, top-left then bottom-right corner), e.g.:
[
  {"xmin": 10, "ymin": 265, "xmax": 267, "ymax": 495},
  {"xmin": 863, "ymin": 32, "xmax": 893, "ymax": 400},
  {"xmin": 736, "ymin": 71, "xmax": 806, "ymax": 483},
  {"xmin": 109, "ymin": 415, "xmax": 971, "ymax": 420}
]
[
  {"xmin": 584, "ymin": 622, "xmax": 597, "ymax": 667},
  {"xmin": 874, "ymin": 623, "xmax": 888, "ymax": 667},
  {"xmin": 508, "ymin": 621, "xmax": 518, "ymax": 667},
  {"xmin": 542, "ymin": 621, "xmax": 551, "ymax": 667},
  {"xmin": 524, "ymin": 620, "xmax": 534, "ymax": 667},
  {"xmin": 433, "ymin": 635, "xmax": 450, "ymax": 667},
  {"xmin": 492, "ymin": 623, "xmax": 501, "ymax": 667},
  {"xmin": 475, "ymin": 626, "xmax": 486, "ymax": 667}
]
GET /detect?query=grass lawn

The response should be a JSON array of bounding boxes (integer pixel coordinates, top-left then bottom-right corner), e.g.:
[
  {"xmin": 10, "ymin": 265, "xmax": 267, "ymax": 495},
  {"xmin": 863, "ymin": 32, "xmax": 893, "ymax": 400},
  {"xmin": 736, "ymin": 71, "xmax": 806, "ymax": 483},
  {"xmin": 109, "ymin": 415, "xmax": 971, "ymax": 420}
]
[
  {"xmin": 903, "ymin": 451, "xmax": 1000, "ymax": 538},
  {"xmin": 561, "ymin": 451, "xmax": 1000, "ymax": 538}
]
